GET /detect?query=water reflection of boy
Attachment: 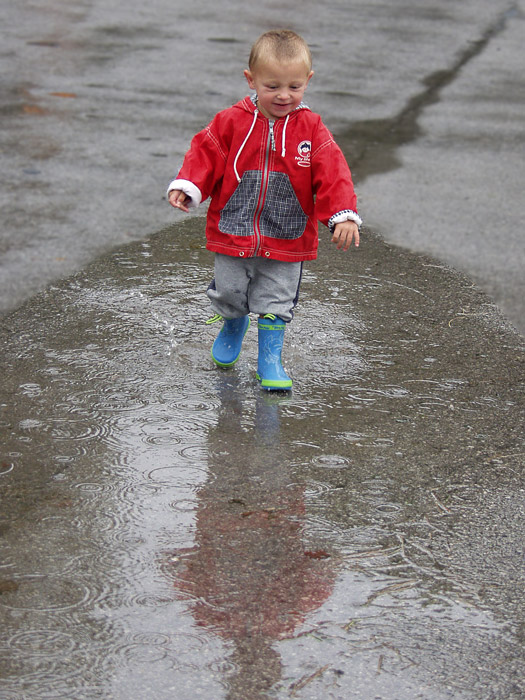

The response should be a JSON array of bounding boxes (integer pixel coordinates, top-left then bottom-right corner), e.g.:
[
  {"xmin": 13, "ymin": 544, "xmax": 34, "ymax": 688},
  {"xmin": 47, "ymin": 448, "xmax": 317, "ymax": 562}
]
[
  {"xmin": 167, "ymin": 30, "xmax": 361, "ymax": 390},
  {"xmin": 165, "ymin": 377, "xmax": 336, "ymax": 696}
]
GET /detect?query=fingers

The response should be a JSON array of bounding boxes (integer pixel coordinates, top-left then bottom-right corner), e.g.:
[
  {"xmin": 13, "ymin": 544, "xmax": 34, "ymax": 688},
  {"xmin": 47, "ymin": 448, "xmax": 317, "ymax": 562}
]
[
  {"xmin": 332, "ymin": 223, "xmax": 360, "ymax": 251},
  {"xmin": 168, "ymin": 190, "xmax": 190, "ymax": 212}
]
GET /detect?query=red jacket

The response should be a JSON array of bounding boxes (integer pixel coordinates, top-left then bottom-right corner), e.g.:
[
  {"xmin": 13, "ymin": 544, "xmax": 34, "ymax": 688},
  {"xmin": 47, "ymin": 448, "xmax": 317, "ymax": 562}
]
[{"xmin": 168, "ymin": 97, "xmax": 360, "ymax": 262}]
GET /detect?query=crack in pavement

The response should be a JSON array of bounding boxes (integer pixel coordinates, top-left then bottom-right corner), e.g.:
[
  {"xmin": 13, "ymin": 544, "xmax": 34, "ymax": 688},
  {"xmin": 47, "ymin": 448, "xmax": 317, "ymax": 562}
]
[{"xmin": 340, "ymin": 3, "xmax": 521, "ymax": 183}]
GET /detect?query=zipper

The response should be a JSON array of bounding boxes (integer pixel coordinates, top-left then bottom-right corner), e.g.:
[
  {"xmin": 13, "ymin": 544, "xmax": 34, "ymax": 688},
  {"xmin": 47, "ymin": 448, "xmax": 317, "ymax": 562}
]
[
  {"xmin": 252, "ymin": 122, "xmax": 273, "ymax": 255},
  {"xmin": 268, "ymin": 120, "xmax": 276, "ymax": 152}
]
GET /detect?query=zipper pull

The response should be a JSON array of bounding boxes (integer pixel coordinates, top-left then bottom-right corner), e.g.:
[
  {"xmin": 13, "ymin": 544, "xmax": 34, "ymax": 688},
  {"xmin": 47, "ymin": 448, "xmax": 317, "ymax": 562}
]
[{"xmin": 268, "ymin": 121, "xmax": 276, "ymax": 151}]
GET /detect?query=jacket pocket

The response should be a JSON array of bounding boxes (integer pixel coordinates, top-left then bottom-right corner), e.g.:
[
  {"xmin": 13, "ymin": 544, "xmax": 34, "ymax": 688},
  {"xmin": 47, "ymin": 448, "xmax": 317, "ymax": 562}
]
[
  {"xmin": 219, "ymin": 171, "xmax": 308, "ymax": 240},
  {"xmin": 219, "ymin": 171, "xmax": 261, "ymax": 237},
  {"xmin": 260, "ymin": 172, "xmax": 307, "ymax": 240}
]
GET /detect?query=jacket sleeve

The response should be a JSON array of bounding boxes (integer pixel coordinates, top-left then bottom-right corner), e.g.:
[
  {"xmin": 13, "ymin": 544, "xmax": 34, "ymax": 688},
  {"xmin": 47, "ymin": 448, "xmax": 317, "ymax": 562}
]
[
  {"xmin": 311, "ymin": 124, "xmax": 362, "ymax": 231},
  {"xmin": 167, "ymin": 114, "xmax": 229, "ymax": 207}
]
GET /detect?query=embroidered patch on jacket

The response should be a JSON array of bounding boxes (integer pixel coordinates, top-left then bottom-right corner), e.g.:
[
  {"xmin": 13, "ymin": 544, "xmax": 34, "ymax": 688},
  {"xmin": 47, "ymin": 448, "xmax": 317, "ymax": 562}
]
[{"xmin": 295, "ymin": 141, "xmax": 312, "ymax": 168}]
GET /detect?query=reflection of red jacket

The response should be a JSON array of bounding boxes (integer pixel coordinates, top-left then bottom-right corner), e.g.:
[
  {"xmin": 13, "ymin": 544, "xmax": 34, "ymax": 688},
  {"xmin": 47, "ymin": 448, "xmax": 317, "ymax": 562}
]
[
  {"xmin": 168, "ymin": 491, "xmax": 336, "ymax": 641},
  {"xmin": 168, "ymin": 97, "xmax": 361, "ymax": 262}
]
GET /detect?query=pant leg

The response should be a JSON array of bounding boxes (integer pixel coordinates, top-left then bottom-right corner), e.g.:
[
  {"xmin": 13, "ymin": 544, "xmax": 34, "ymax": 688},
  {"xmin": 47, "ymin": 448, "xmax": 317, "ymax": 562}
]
[
  {"xmin": 207, "ymin": 253, "xmax": 252, "ymax": 318},
  {"xmin": 248, "ymin": 258, "xmax": 303, "ymax": 322}
]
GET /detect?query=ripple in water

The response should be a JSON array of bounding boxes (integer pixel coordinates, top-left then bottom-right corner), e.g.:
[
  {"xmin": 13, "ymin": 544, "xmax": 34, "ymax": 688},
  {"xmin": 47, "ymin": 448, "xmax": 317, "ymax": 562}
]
[
  {"xmin": 8, "ymin": 629, "xmax": 77, "ymax": 657},
  {"xmin": 168, "ymin": 498, "xmax": 197, "ymax": 513},
  {"xmin": 119, "ymin": 642, "xmax": 170, "ymax": 665},
  {"xmin": 19, "ymin": 383, "xmax": 43, "ymax": 397},
  {"xmin": 168, "ymin": 395, "xmax": 220, "ymax": 414},
  {"xmin": 177, "ymin": 442, "xmax": 210, "ymax": 465},
  {"xmin": 129, "ymin": 592, "xmax": 175, "ymax": 608},
  {"xmin": 374, "ymin": 503, "xmax": 401, "ymax": 514},
  {"xmin": 304, "ymin": 513, "xmax": 345, "ymax": 541},
  {"xmin": 147, "ymin": 465, "xmax": 208, "ymax": 487},
  {"xmin": 303, "ymin": 479, "xmax": 333, "ymax": 498},
  {"xmin": 90, "ymin": 389, "xmax": 150, "ymax": 413},
  {"xmin": 135, "ymin": 415, "xmax": 184, "ymax": 447},
  {"xmin": 1, "ymin": 461, "xmax": 14, "ymax": 476},
  {"xmin": 161, "ymin": 411, "xmax": 217, "ymax": 436},
  {"xmin": 50, "ymin": 417, "xmax": 112, "ymax": 442},
  {"xmin": 0, "ymin": 575, "xmax": 91, "ymax": 612},
  {"xmin": 311, "ymin": 454, "xmax": 350, "ymax": 469},
  {"xmin": 18, "ymin": 418, "xmax": 45, "ymax": 430},
  {"xmin": 74, "ymin": 481, "xmax": 117, "ymax": 494}
]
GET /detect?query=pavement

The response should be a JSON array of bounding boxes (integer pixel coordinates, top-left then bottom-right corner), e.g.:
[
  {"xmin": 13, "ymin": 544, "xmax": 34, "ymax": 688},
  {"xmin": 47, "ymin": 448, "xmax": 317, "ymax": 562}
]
[{"xmin": 1, "ymin": 1, "xmax": 524, "ymax": 698}]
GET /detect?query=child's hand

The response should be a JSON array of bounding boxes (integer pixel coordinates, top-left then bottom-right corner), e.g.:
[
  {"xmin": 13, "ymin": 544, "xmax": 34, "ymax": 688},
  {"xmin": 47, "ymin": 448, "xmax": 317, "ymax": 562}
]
[
  {"xmin": 331, "ymin": 221, "xmax": 360, "ymax": 251},
  {"xmin": 168, "ymin": 189, "xmax": 191, "ymax": 212}
]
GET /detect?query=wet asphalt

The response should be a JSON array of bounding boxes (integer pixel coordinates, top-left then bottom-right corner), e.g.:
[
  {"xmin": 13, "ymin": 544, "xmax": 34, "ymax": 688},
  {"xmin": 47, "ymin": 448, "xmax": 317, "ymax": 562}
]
[{"xmin": 1, "ymin": 1, "xmax": 525, "ymax": 698}]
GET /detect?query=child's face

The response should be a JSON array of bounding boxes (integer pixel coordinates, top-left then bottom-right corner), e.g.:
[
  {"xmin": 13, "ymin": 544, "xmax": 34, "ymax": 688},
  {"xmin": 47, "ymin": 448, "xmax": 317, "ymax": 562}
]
[{"xmin": 244, "ymin": 60, "xmax": 314, "ymax": 120}]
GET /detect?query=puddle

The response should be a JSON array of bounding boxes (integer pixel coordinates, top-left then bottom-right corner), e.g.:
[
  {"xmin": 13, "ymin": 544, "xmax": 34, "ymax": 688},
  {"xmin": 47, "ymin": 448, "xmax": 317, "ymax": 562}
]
[{"xmin": 1, "ymin": 220, "xmax": 524, "ymax": 698}]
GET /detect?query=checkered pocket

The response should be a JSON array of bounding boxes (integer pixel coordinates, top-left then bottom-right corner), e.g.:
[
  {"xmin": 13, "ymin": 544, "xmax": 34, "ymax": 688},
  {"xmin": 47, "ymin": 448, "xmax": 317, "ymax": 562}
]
[
  {"xmin": 219, "ymin": 171, "xmax": 261, "ymax": 237},
  {"xmin": 261, "ymin": 172, "xmax": 308, "ymax": 240},
  {"xmin": 219, "ymin": 171, "xmax": 308, "ymax": 240}
]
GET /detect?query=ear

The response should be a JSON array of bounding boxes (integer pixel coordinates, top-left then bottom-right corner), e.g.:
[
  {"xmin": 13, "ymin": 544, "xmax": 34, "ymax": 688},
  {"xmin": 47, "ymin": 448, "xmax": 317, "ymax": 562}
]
[
  {"xmin": 306, "ymin": 70, "xmax": 314, "ymax": 86},
  {"xmin": 244, "ymin": 69, "xmax": 256, "ymax": 90}
]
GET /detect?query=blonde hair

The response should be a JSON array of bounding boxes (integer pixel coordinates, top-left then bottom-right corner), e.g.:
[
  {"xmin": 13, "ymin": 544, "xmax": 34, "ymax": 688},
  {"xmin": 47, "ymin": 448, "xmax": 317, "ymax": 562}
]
[{"xmin": 248, "ymin": 30, "xmax": 312, "ymax": 72}]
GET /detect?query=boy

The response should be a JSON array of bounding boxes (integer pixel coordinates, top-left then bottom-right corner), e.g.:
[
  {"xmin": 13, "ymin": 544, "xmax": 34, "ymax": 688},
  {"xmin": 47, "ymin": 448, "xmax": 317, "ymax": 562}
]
[{"xmin": 167, "ymin": 29, "xmax": 361, "ymax": 390}]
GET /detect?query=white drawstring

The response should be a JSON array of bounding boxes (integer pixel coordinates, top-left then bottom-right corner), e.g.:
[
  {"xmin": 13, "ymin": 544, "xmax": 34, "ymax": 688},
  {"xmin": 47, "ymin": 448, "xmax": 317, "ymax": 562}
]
[
  {"xmin": 234, "ymin": 108, "xmax": 291, "ymax": 182},
  {"xmin": 233, "ymin": 108, "xmax": 258, "ymax": 183},
  {"xmin": 281, "ymin": 114, "xmax": 290, "ymax": 157}
]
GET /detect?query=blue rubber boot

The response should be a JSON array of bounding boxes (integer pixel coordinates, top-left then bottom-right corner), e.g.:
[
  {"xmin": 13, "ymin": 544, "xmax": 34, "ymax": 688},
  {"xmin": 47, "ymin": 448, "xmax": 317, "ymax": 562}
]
[
  {"xmin": 256, "ymin": 314, "xmax": 292, "ymax": 391},
  {"xmin": 208, "ymin": 314, "xmax": 250, "ymax": 368}
]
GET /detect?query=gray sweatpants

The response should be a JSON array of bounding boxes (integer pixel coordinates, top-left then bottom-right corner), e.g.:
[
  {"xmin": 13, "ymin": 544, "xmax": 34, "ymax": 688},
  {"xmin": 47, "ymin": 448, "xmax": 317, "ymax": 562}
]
[{"xmin": 207, "ymin": 253, "xmax": 303, "ymax": 322}]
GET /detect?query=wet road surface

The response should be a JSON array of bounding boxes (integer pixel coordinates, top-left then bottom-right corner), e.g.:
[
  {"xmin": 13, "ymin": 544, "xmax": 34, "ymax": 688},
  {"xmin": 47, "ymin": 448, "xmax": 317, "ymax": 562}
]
[
  {"xmin": 1, "ymin": 0, "xmax": 525, "ymax": 697},
  {"xmin": 1, "ymin": 221, "xmax": 524, "ymax": 698}
]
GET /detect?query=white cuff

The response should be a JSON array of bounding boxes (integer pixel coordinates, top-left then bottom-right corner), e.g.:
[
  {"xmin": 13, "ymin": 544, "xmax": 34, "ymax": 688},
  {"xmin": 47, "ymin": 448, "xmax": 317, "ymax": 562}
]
[
  {"xmin": 328, "ymin": 209, "xmax": 363, "ymax": 232},
  {"xmin": 166, "ymin": 179, "xmax": 202, "ymax": 208}
]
